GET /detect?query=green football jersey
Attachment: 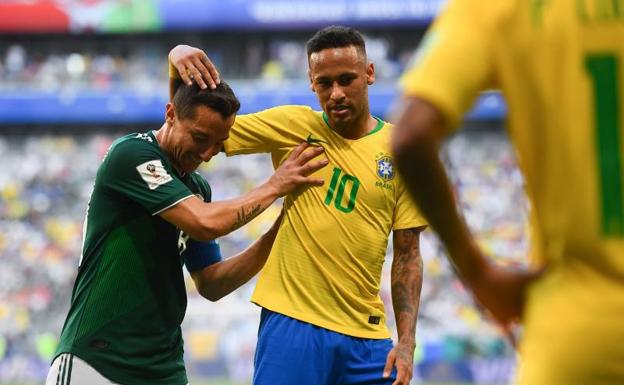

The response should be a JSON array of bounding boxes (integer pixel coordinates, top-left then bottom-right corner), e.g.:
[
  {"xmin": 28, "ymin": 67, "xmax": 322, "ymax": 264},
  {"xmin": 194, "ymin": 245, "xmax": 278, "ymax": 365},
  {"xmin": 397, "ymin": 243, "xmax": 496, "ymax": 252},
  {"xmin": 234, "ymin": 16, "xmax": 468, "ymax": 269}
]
[{"xmin": 55, "ymin": 131, "xmax": 211, "ymax": 385}]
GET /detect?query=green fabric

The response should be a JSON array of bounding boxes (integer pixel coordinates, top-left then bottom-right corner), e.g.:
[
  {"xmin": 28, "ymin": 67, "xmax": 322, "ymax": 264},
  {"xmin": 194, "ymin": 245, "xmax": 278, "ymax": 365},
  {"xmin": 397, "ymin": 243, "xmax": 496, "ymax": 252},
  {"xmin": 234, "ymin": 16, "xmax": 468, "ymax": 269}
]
[{"xmin": 55, "ymin": 132, "xmax": 211, "ymax": 385}]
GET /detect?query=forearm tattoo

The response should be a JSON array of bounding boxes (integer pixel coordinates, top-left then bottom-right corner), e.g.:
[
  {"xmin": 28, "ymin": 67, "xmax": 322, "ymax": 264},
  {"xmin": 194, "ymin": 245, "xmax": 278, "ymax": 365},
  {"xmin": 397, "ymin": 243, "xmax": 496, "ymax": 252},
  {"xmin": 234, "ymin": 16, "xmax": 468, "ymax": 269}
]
[
  {"xmin": 392, "ymin": 227, "xmax": 424, "ymax": 348},
  {"xmin": 231, "ymin": 204, "xmax": 263, "ymax": 232}
]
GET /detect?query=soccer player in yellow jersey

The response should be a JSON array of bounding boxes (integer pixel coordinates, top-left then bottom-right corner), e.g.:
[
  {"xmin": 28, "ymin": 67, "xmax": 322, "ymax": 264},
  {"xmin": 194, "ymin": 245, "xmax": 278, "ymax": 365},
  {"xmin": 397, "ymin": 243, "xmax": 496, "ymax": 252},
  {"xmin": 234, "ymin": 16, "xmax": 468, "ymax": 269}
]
[
  {"xmin": 169, "ymin": 26, "xmax": 427, "ymax": 385},
  {"xmin": 392, "ymin": 1, "xmax": 624, "ymax": 384}
]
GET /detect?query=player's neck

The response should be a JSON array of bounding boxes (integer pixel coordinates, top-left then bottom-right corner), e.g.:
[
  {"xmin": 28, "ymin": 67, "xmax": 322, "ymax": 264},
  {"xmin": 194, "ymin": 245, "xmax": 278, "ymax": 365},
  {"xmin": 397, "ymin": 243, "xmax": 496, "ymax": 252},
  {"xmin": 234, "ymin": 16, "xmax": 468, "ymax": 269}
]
[
  {"xmin": 332, "ymin": 114, "xmax": 378, "ymax": 140},
  {"xmin": 154, "ymin": 122, "xmax": 168, "ymax": 149},
  {"xmin": 154, "ymin": 123, "xmax": 183, "ymax": 175}
]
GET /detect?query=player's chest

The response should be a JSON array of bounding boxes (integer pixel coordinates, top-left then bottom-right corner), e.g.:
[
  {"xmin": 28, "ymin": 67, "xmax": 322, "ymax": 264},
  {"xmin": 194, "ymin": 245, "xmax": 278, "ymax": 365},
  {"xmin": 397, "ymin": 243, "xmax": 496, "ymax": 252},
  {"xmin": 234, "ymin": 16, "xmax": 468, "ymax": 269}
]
[{"xmin": 313, "ymin": 145, "xmax": 398, "ymax": 212}]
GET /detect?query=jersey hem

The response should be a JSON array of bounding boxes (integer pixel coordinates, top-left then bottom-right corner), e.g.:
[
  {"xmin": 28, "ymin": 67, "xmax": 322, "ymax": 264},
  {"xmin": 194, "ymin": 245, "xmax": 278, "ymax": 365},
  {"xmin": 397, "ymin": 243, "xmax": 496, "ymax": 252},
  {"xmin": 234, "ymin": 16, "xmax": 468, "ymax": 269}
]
[
  {"xmin": 152, "ymin": 194, "xmax": 194, "ymax": 216},
  {"xmin": 54, "ymin": 347, "xmax": 188, "ymax": 385},
  {"xmin": 252, "ymin": 301, "xmax": 391, "ymax": 340},
  {"xmin": 392, "ymin": 220, "xmax": 428, "ymax": 231}
]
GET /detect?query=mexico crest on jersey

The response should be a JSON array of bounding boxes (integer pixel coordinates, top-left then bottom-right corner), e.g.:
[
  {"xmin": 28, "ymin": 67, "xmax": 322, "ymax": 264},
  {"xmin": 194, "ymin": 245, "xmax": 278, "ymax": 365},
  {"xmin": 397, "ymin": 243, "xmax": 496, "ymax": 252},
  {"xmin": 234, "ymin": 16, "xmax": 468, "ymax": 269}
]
[{"xmin": 375, "ymin": 154, "xmax": 395, "ymax": 181}]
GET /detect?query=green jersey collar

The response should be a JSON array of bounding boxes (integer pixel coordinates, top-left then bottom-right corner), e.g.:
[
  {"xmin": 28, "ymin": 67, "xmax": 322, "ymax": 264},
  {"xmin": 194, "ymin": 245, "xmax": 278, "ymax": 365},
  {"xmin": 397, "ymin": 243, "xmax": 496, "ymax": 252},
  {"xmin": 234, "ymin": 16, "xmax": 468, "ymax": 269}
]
[{"xmin": 322, "ymin": 111, "xmax": 384, "ymax": 138}]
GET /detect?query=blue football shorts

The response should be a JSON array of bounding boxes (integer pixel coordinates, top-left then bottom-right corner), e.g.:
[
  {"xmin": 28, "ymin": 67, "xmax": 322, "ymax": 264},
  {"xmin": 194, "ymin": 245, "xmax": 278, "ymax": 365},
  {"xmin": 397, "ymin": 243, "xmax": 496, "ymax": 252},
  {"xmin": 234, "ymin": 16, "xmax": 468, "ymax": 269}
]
[{"xmin": 253, "ymin": 308, "xmax": 397, "ymax": 385}]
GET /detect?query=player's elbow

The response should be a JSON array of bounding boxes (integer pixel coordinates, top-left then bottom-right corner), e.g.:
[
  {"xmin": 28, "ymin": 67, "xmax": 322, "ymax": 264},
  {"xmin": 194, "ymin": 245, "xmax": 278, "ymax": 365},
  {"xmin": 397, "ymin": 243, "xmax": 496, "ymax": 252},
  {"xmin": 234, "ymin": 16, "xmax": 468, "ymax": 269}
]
[
  {"xmin": 198, "ymin": 282, "xmax": 229, "ymax": 302},
  {"xmin": 184, "ymin": 214, "xmax": 223, "ymax": 242},
  {"xmin": 200, "ymin": 289, "xmax": 223, "ymax": 302},
  {"xmin": 192, "ymin": 272, "xmax": 227, "ymax": 302}
]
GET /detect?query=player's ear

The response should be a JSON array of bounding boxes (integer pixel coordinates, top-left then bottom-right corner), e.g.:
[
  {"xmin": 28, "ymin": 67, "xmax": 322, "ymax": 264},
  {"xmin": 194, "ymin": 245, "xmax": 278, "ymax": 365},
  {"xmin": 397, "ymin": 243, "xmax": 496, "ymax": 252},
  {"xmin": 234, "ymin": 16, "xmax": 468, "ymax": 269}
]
[
  {"xmin": 366, "ymin": 62, "xmax": 375, "ymax": 85},
  {"xmin": 165, "ymin": 103, "xmax": 176, "ymax": 125}
]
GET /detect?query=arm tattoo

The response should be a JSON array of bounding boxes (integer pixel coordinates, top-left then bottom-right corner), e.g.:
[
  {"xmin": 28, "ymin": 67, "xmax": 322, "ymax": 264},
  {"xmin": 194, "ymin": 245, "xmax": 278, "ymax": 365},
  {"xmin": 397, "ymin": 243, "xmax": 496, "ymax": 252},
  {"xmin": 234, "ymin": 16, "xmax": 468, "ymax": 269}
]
[
  {"xmin": 231, "ymin": 204, "xmax": 263, "ymax": 232},
  {"xmin": 391, "ymin": 227, "xmax": 424, "ymax": 350}
]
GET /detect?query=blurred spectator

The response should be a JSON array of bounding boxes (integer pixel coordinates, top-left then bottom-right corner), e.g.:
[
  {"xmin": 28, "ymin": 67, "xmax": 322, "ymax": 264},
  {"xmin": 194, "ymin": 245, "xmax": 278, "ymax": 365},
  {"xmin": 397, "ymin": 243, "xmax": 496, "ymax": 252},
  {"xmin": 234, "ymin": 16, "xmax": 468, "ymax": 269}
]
[{"xmin": 0, "ymin": 129, "xmax": 526, "ymax": 383}]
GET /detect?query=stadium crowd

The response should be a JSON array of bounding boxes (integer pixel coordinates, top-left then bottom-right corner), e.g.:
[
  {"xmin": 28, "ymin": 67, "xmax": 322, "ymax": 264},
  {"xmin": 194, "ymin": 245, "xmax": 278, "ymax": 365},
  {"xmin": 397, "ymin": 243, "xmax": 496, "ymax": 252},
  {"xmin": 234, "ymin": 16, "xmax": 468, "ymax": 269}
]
[
  {"xmin": 0, "ymin": 34, "xmax": 412, "ymax": 91},
  {"xmin": 0, "ymin": 130, "xmax": 526, "ymax": 384},
  {"xmin": 0, "ymin": 22, "xmax": 524, "ymax": 385}
]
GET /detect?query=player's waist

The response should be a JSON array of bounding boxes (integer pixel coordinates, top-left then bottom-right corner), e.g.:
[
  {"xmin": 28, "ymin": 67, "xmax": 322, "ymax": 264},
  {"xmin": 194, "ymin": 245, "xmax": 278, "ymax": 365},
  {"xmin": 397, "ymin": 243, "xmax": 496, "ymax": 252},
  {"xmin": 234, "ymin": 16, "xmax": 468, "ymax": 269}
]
[{"xmin": 252, "ymin": 286, "xmax": 389, "ymax": 339}]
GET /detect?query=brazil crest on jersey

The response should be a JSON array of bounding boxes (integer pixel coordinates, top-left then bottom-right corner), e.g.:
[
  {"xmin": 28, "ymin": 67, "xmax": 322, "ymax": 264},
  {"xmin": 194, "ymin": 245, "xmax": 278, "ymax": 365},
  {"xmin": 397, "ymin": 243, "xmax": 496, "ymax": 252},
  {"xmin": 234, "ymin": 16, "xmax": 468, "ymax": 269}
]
[
  {"xmin": 55, "ymin": 131, "xmax": 212, "ymax": 385},
  {"xmin": 225, "ymin": 106, "xmax": 426, "ymax": 339}
]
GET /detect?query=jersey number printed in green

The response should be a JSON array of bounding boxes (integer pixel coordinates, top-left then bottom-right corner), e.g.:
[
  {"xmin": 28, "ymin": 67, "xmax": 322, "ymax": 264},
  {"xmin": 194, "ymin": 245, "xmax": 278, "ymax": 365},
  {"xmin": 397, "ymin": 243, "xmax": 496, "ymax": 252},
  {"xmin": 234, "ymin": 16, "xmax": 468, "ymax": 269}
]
[
  {"xmin": 324, "ymin": 167, "xmax": 360, "ymax": 213},
  {"xmin": 586, "ymin": 53, "xmax": 624, "ymax": 236}
]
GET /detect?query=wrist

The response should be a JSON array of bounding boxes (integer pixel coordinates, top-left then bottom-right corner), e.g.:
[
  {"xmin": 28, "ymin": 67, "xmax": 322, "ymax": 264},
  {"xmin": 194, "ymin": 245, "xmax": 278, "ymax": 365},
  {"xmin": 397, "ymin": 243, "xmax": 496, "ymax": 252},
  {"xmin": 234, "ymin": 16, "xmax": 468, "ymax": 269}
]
[
  {"xmin": 168, "ymin": 59, "xmax": 181, "ymax": 79},
  {"xmin": 397, "ymin": 338, "xmax": 416, "ymax": 351}
]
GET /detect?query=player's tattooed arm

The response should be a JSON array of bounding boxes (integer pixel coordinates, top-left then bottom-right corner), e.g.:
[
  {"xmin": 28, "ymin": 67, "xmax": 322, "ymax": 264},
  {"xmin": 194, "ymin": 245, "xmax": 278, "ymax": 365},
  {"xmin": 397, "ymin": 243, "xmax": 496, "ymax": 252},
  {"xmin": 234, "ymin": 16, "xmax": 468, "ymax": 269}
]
[
  {"xmin": 383, "ymin": 226, "xmax": 425, "ymax": 385},
  {"xmin": 230, "ymin": 204, "xmax": 263, "ymax": 232},
  {"xmin": 160, "ymin": 142, "xmax": 327, "ymax": 241}
]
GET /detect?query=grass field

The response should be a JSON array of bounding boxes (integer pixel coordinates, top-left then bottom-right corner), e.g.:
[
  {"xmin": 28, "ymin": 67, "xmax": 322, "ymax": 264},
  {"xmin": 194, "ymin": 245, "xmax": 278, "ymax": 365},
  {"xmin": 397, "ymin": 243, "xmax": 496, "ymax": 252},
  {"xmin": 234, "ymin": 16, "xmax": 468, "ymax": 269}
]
[
  {"xmin": 191, "ymin": 380, "xmax": 481, "ymax": 385},
  {"xmin": 4, "ymin": 375, "xmax": 489, "ymax": 385}
]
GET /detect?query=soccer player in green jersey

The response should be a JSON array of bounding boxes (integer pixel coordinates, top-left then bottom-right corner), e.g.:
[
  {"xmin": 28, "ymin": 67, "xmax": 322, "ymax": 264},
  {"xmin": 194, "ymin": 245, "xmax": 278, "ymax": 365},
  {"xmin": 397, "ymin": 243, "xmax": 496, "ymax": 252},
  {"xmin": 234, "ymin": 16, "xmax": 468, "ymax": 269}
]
[
  {"xmin": 169, "ymin": 26, "xmax": 427, "ymax": 385},
  {"xmin": 46, "ymin": 82, "xmax": 328, "ymax": 385},
  {"xmin": 392, "ymin": 0, "xmax": 624, "ymax": 384}
]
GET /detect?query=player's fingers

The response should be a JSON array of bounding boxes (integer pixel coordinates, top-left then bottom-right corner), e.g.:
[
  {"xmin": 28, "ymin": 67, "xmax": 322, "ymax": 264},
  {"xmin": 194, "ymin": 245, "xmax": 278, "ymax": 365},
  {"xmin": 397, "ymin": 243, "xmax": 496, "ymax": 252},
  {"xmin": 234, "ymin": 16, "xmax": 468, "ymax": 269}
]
[
  {"xmin": 301, "ymin": 158, "xmax": 329, "ymax": 176},
  {"xmin": 296, "ymin": 145, "xmax": 325, "ymax": 165},
  {"xmin": 394, "ymin": 362, "xmax": 412, "ymax": 385},
  {"xmin": 382, "ymin": 350, "xmax": 395, "ymax": 378},
  {"xmin": 200, "ymin": 54, "xmax": 221, "ymax": 86},
  {"xmin": 304, "ymin": 177, "xmax": 325, "ymax": 186},
  {"xmin": 176, "ymin": 63, "xmax": 194, "ymax": 86},
  {"xmin": 287, "ymin": 142, "xmax": 310, "ymax": 161},
  {"xmin": 184, "ymin": 64, "xmax": 207, "ymax": 89},
  {"xmin": 191, "ymin": 56, "xmax": 215, "ymax": 89}
]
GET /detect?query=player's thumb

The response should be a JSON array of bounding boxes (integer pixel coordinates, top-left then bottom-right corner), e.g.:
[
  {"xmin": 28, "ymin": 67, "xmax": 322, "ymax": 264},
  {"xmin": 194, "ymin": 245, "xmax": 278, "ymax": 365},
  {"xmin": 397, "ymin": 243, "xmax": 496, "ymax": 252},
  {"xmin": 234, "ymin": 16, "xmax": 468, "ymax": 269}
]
[{"xmin": 383, "ymin": 349, "xmax": 395, "ymax": 378}]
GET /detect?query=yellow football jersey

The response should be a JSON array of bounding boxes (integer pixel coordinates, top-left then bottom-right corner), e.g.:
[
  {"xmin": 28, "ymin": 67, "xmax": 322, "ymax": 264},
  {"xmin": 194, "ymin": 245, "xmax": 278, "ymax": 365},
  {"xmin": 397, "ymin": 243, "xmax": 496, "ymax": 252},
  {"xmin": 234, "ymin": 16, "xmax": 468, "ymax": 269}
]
[
  {"xmin": 225, "ymin": 105, "xmax": 426, "ymax": 338},
  {"xmin": 401, "ymin": 1, "xmax": 624, "ymax": 384}
]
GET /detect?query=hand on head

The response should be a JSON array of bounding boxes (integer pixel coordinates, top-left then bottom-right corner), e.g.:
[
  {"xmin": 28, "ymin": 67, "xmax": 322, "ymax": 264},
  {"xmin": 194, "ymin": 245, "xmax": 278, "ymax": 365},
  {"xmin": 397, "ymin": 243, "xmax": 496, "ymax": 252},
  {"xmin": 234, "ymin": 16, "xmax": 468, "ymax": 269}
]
[{"xmin": 170, "ymin": 45, "xmax": 221, "ymax": 89}]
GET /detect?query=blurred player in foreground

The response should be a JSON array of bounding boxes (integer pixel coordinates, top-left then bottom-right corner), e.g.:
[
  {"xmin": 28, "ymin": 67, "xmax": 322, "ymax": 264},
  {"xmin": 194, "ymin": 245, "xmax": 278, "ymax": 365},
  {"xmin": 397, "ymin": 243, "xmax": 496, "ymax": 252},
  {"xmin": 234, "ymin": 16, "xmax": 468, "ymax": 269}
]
[
  {"xmin": 46, "ymin": 82, "xmax": 327, "ymax": 385},
  {"xmin": 392, "ymin": 1, "xmax": 624, "ymax": 384},
  {"xmin": 170, "ymin": 26, "xmax": 427, "ymax": 385}
]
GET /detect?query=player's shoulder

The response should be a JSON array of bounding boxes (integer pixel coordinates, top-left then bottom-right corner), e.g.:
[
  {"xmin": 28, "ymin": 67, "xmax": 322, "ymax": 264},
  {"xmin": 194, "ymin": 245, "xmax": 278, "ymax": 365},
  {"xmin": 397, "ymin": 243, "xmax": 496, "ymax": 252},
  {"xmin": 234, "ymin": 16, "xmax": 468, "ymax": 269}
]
[
  {"xmin": 260, "ymin": 104, "xmax": 317, "ymax": 118},
  {"xmin": 104, "ymin": 132, "xmax": 163, "ymax": 166},
  {"xmin": 245, "ymin": 105, "xmax": 321, "ymax": 130},
  {"xmin": 267, "ymin": 104, "xmax": 315, "ymax": 113},
  {"xmin": 110, "ymin": 132, "xmax": 157, "ymax": 152},
  {"xmin": 443, "ymin": 0, "xmax": 518, "ymax": 28},
  {"xmin": 189, "ymin": 171, "xmax": 212, "ymax": 202}
]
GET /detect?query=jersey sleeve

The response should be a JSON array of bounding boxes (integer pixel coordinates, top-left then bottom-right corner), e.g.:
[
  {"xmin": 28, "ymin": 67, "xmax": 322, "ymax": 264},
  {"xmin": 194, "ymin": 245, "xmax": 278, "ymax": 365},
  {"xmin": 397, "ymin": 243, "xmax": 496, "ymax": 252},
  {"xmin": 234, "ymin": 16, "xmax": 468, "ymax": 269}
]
[
  {"xmin": 101, "ymin": 139, "xmax": 194, "ymax": 215},
  {"xmin": 393, "ymin": 175, "xmax": 428, "ymax": 231},
  {"xmin": 399, "ymin": 0, "xmax": 495, "ymax": 129},
  {"xmin": 224, "ymin": 106, "xmax": 310, "ymax": 155}
]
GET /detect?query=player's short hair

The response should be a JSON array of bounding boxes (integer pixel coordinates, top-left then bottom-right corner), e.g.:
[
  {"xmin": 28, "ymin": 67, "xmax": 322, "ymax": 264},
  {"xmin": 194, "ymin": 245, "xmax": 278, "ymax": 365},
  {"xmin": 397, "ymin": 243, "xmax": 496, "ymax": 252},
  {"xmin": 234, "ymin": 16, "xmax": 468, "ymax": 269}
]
[
  {"xmin": 306, "ymin": 26, "xmax": 367, "ymax": 58},
  {"xmin": 173, "ymin": 81, "xmax": 240, "ymax": 121}
]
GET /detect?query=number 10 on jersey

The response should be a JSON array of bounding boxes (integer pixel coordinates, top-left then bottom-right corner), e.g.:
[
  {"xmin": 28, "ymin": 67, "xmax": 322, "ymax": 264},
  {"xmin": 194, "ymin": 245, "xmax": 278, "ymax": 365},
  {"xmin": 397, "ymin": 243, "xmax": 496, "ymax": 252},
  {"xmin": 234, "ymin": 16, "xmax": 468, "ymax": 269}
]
[
  {"xmin": 586, "ymin": 53, "xmax": 624, "ymax": 236},
  {"xmin": 325, "ymin": 167, "xmax": 360, "ymax": 213}
]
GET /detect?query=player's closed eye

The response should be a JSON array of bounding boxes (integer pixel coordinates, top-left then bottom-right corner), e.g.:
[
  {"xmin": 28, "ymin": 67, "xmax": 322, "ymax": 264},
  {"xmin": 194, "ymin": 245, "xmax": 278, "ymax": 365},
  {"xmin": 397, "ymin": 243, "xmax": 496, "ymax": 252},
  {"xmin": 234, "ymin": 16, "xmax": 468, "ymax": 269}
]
[
  {"xmin": 338, "ymin": 75, "xmax": 355, "ymax": 86},
  {"xmin": 316, "ymin": 79, "xmax": 332, "ymax": 88},
  {"xmin": 193, "ymin": 134, "xmax": 209, "ymax": 144}
]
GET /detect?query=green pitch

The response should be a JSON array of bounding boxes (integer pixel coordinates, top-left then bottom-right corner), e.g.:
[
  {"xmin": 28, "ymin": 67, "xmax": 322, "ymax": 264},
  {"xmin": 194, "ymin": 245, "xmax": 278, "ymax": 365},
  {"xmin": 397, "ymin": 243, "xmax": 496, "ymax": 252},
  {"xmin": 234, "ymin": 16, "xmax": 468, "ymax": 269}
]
[{"xmin": 193, "ymin": 381, "xmax": 481, "ymax": 385}]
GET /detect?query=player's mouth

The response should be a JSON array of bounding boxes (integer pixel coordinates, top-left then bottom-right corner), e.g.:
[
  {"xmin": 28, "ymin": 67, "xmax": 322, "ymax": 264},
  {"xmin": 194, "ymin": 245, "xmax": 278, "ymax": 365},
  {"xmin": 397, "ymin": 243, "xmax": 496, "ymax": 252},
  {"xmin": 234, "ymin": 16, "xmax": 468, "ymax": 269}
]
[{"xmin": 330, "ymin": 105, "xmax": 351, "ymax": 118}]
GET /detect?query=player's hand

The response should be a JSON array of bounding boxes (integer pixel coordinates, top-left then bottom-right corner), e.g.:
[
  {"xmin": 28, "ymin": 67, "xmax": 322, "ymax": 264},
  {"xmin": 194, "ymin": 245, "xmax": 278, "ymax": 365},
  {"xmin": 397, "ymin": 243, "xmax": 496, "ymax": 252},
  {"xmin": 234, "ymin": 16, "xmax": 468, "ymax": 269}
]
[
  {"xmin": 268, "ymin": 142, "xmax": 328, "ymax": 197},
  {"xmin": 470, "ymin": 262, "xmax": 545, "ymax": 329},
  {"xmin": 169, "ymin": 44, "xmax": 220, "ymax": 89},
  {"xmin": 383, "ymin": 341, "xmax": 414, "ymax": 385}
]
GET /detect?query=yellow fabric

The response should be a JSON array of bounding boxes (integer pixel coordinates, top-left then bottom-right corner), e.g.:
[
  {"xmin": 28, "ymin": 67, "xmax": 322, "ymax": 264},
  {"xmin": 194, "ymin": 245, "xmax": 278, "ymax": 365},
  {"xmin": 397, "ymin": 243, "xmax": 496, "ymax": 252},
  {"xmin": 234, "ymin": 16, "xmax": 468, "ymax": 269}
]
[
  {"xmin": 401, "ymin": 1, "xmax": 624, "ymax": 383},
  {"xmin": 225, "ymin": 105, "xmax": 426, "ymax": 338},
  {"xmin": 168, "ymin": 60, "xmax": 180, "ymax": 79}
]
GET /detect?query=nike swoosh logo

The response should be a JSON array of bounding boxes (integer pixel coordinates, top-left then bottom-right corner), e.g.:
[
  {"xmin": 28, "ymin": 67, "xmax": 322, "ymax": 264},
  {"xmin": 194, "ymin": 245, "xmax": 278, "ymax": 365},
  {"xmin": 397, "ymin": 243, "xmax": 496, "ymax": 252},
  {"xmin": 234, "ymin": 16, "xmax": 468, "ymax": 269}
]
[{"xmin": 306, "ymin": 133, "xmax": 327, "ymax": 144}]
